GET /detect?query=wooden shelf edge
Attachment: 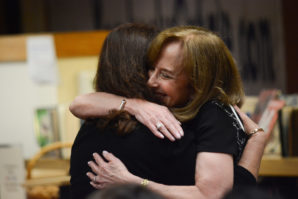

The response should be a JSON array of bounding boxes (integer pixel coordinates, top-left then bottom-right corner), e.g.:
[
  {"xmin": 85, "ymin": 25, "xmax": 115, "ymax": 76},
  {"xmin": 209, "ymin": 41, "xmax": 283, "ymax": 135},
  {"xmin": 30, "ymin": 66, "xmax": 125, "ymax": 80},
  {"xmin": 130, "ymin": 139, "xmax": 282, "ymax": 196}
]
[
  {"xmin": 0, "ymin": 30, "xmax": 110, "ymax": 62},
  {"xmin": 24, "ymin": 175, "xmax": 70, "ymax": 188},
  {"xmin": 259, "ymin": 156, "xmax": 298, "ymax": 177}
]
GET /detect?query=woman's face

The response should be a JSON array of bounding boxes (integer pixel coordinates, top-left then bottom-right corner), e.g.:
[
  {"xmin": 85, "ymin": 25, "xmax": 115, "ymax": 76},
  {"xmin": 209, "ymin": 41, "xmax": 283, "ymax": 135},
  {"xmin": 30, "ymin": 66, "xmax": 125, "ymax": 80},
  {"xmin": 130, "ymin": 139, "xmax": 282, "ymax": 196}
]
[{"xmin": 147, "ymin": 41, "xmax": 191, "ymax": 107}]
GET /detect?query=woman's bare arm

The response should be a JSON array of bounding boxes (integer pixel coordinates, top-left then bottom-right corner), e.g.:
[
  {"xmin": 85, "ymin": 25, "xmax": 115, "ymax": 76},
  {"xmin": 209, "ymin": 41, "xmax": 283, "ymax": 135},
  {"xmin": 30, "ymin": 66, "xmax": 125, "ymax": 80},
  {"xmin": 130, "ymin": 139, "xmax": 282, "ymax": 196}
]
[
  {"xmin": 69, "ymin": 92, "xmax": 183, "ymax": 141},
  {"xmin": 69, "ymin": 92, "xmax": 123, "ymax": 119},
  {"xmin": 87, "ymin": 151, "xmax": 233, "ymax": 199},
  {"xmin": 234, "ymin": 106, "xmax": 270, "ymax": 179}
]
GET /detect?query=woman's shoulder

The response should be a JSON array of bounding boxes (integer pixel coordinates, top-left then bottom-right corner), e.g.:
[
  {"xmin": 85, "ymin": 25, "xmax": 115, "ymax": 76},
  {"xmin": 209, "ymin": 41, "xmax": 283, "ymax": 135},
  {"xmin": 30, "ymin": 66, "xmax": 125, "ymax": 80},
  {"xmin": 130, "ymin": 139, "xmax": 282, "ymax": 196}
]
[
  {"xmin": 72, "ymin": 119, "xmax": 109, "ymax": 150},
  {"xmin": 201, "ymin": 99, "xmax": 230, "ymax": 112},
  {"xmin": 195, "ymin": 99, "xmax": 233, "ymax": 121},
  {"xmin": 182, "ymin": 100, "xmax": 232, "ymax": 133}
]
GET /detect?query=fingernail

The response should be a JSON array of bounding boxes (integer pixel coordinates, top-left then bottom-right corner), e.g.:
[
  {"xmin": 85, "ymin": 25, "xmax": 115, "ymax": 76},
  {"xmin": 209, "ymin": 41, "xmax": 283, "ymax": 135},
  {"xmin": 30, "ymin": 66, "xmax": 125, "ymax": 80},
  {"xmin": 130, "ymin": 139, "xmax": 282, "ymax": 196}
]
[
  {"xmin": 102, "ymin": 150, "xmax": 108, "ymax": 155},
  {"xmin": 180, "ymin": 131, "xmax": 184, "ymax": 136},
  {"xmin": 176, "ymin": 133, "xmax": 181, "ymax": 139},
  {"xmin": 87, "ymin": 161, "xmax": 91, "ymax": 165}
]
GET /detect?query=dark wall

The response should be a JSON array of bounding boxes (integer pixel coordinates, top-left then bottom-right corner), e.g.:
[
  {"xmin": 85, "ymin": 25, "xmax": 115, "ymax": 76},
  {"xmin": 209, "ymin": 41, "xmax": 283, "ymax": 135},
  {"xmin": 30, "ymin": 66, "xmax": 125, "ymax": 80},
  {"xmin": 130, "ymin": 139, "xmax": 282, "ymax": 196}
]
[{"xmin": 282, "ymin": 0, "xmax": 298, "ymax": 93}]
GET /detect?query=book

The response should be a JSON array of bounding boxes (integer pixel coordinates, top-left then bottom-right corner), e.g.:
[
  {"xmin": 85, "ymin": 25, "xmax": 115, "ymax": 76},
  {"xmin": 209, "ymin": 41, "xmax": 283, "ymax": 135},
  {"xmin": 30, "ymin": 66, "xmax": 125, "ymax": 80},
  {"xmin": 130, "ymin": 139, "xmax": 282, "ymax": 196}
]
[
  {"xmin": 0, "ymin": 145, "xmax": 26, "ymax": 199},
  {"xmin": 261, "ymin": 99, "xmax": 285, "ymax": 156},
  {"xmin": 277, "ymin": 94, "xmax": 298, "ymax": 156},
  {"xmin": 251, "ymin": 89, "xmax": 281, "ymax": 123},
  {"xmin": 280, "ymin": 94, "xmax": 298, "ymax": 107},
  {"xmin": 249, "ymin": 89, "xmax": 285, "ymax": 156},
  {"xmin": 279, "ymin": 106, "xmax": 294, "ymax": 156},
  {"xmin": 33, "ymin": 107, "xmax": 61, "ymax": 158},
  {"xmin": 288, "ymin": 108, "xmax": 298, "ymax": 156}
]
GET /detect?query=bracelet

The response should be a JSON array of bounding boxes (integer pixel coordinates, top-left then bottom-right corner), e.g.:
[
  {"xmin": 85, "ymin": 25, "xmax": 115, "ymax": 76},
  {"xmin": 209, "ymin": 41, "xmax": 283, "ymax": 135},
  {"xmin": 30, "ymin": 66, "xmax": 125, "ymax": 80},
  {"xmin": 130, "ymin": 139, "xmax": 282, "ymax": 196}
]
[
  {"xmin": 248, "ymin": 127, "xmax": 264, "ymax": 137},
  {"xmin": 140, "ymin": 179, "xmax": 149, "ymax": 186},
  {"xmin": 119, "ymin": 99, "xmax": 127, "ymax": 110}
]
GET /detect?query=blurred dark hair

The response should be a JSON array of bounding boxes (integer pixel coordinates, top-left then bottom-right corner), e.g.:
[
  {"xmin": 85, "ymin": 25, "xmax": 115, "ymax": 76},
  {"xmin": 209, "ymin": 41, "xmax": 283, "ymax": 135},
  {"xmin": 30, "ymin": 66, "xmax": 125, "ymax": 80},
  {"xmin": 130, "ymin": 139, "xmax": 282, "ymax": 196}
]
[
  {"xmin": 87, "ymin": 184, "xmax": 165, "ymax": 199},
  {"xmin": 92, "ymin": 23, "xmax": 159, "ymax": 134}
]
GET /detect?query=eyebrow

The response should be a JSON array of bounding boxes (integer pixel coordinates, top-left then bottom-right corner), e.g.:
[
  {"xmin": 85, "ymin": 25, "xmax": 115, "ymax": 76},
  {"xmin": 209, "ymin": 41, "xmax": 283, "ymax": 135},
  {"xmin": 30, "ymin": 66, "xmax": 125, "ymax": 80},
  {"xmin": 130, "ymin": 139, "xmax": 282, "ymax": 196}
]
[
  {"xmin": 160, "ymin": 68, "xmax": 176, "ymax": 75},
  {"xmin": 163, "ymin": 66, "xmax": 187, "ymax": 77},
  {"xmin": 160, "ymin": 67, "xmax": 173, "ymax": 72}
]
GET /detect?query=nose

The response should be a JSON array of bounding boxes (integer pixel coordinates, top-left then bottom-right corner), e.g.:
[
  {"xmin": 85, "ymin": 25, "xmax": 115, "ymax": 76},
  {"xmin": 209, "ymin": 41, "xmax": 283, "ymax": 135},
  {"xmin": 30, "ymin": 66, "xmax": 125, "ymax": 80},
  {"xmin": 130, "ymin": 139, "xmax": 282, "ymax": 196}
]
[{"xmin": 147, "ymin": 70, "xmax": 158, "ymax": 88}]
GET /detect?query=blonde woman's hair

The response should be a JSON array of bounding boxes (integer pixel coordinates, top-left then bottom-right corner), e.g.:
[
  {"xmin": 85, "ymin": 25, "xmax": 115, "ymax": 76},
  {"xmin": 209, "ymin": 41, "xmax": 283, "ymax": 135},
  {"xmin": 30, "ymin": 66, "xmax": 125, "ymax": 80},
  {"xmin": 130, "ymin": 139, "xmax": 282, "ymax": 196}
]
[{"xmin": 147, "ymin": 26, "xmax": 244, "ymax": 122}]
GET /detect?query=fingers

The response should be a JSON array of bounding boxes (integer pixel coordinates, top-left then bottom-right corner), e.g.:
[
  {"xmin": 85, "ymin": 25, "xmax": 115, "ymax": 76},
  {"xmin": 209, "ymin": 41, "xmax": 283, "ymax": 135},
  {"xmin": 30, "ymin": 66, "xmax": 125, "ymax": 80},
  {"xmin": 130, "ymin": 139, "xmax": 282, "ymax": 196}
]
[
  {"xmin": 86, "ymin": 171, "xmax": 97, "ymax": 183},
  {"xmin": 156, "ymin": 122, "xmax": 176, "ymax": 141},
  {"xmin": 233, "ymin": 105, "xmax": 250, "ymax": 121},
  {"xmin": 147, "ymin": 122, "xmax": 165, "ymax": 139},
  {"xmin": 233, "ymin": 105, "xmax": 259, "ymax": 133},
  {"xmin": 147, "ymin": 116, "xmax": 183, "ymax": 141},
  {"xmin": 101, "ymin": 150, "xmax": 118, "ymax": 162},
  {"xmin": 86, "ymin": 172, "xmax": 103, "ymax": 188},
  {"xmin": 93, "ymin": 152, "xmax": 106, "ymax": 165},
  {"xmin": 88, "ymin": 160, "xmax": 101, "ymax": 174},
  {"xmin": 162, "ymin": 114, "xmax": 184, "ymax": 137},
  {"xmin": 133, "ymin": 101, "xmax": 184, "ymax": 141},
  {"xmin": 158, "ymin": 107, "xmax": 184, "ymax": 138},
  {"xmin": 90, "ymin": 181, "xmax": 105, "ymax": 189},
  {"xmin": 87, "ymin": 172, "xmax": 105, "ymax": 189}
]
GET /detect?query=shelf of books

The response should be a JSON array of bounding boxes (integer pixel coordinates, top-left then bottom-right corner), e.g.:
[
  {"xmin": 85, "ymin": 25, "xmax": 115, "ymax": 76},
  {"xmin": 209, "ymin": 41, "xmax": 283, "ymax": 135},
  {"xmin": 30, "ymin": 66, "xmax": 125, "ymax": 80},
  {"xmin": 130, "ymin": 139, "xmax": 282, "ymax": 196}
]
[
  {"xmin": 244, "ymin": 90, "xmax": 298, "ymax": 177},
  {"xmin": 22, "ymin": 89, "xmax": 298, "ymax": 188}
]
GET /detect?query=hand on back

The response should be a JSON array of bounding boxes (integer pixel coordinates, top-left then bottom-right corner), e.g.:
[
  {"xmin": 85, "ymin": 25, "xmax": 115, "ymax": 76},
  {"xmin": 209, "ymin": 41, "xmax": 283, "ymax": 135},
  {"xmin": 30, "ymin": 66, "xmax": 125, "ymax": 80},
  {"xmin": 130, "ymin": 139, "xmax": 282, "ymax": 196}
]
[
  {"xmin": 126, "ymin": 99, "xmax": 184, "ymax": 141},
  {"xmin": 234, "ymin": 105, "xmax": 270, "ymax": 144}
]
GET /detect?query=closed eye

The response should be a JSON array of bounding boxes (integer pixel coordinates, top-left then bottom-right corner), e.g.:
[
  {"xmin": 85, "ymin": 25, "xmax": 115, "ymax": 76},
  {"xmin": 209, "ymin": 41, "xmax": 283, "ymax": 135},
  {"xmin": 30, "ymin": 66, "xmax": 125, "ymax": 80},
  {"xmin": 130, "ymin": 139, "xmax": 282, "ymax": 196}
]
[{"xmin": 160, "ymin": 71, "xmax": 174, "ymax": 79}]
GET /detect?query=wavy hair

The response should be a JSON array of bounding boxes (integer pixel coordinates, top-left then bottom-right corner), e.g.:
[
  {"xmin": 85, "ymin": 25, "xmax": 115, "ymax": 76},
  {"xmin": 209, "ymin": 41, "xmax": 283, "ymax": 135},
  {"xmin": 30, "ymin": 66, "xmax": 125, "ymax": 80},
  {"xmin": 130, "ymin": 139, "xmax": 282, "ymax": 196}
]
[
  {"xmin": 147, "ymin": 26, "xmax": 244, "ymax": 122},
  {"xmin": 93, "ymin": 23, "xmax": 159, "ymax": 134}
]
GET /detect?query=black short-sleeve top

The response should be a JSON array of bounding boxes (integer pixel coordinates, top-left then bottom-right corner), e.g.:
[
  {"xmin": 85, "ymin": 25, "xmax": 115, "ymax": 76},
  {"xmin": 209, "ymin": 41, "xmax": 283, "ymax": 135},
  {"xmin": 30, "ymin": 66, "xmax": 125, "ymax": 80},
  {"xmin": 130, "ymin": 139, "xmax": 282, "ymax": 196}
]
[
  {"xmin": 70, "ymin": 120, "xmax": 197, "ymax": 199},
  {"xmin": 70, "ymin": 99, "xmax": 249, "ymax": 199},
  {"xmin": 185, "ymin": 100, "xmax": 248, "ymax": 163}
]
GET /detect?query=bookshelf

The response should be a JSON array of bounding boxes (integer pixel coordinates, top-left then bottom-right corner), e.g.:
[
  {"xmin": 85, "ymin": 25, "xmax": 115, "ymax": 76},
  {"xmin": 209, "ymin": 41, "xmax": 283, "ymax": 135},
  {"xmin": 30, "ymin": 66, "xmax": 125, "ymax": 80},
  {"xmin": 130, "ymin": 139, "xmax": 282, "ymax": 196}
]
[
  {"xmin": 24, "ymin": 156, "xmax": 298, "ymax": 187},
  {"xmin": 259, "ymin": 156, "xmax": 298, "ymax": 177}
]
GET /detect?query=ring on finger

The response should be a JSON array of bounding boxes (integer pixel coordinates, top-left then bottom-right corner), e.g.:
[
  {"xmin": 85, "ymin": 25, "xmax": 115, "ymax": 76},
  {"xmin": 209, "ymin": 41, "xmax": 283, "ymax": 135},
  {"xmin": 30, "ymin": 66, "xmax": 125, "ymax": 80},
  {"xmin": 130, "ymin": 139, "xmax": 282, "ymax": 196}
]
[{"xmin": 156, "ymin": 122, "xmax": 164, "ymax": 130}]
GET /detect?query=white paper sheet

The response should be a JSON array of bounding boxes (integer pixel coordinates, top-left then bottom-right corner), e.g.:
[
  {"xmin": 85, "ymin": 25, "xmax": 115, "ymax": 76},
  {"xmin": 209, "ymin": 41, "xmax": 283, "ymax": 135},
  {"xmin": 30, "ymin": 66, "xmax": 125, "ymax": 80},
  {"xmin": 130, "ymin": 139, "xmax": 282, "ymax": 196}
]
[{"xmin": 27, "ymin": 36, "xmax": 59, "ymax": 84}]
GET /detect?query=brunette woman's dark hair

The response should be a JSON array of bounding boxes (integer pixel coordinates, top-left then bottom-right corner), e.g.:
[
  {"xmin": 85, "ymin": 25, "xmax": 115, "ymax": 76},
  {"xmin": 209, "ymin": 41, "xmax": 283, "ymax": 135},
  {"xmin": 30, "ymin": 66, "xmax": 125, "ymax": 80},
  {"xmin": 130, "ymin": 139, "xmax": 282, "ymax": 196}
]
[{"xmin": 92, "ymin": 23, "xmax": 159, "ymax": 134}]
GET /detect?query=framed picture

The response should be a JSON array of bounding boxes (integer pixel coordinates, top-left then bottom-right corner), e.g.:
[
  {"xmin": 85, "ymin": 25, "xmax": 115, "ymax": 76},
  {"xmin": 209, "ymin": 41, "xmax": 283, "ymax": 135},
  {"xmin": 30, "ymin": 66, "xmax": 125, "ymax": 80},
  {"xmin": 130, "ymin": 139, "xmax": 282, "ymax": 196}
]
[{"xmin": 33, "ymin": 107, "xmax": 61, "ymax": 157}]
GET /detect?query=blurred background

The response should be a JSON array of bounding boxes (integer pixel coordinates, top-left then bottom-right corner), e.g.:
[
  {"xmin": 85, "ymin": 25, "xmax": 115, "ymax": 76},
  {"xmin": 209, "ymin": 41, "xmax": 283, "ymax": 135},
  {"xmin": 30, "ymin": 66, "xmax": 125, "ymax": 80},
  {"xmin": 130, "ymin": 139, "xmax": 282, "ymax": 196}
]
[
  {"xmin": 0, "ymin": 0, "xmax": 297, "ymax": 198},
  {"xmin": 1, "ymin": 0, "xmax": 297, "ymax": 94}
]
